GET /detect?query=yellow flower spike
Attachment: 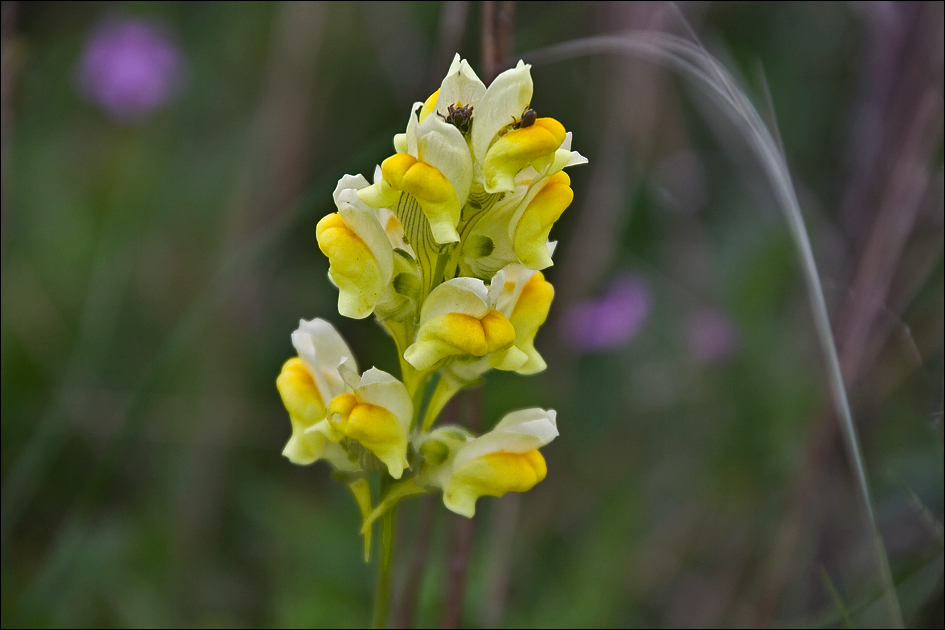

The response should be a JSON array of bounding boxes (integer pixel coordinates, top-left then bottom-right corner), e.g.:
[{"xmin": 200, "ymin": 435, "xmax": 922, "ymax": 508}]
[
  {"xmin": 513, "ymin": 171, "xmax": 573, "ymax": 270},
  {"xmin": 483, "ymin": 117, "xmax": 567, "ymax": 193},
  {"xmin": 327, "ymin": 368, "xmax": 413, "ymax": 479},
  {"xmin": 420, "ymin": 408, "xmax": 558, "ymax": 518}
]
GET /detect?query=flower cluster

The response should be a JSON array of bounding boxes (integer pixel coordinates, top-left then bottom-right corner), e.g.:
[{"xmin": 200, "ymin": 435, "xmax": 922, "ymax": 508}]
[{"xmin": 276, "ymin": 55, "xmax": 584, "ymax": 549}]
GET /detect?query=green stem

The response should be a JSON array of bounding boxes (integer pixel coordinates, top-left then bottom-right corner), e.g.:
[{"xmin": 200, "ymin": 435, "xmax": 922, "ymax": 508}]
[
  {"xmin": 422, "ymin": 377, "xmax": 461, "ymax": 432},
  {"xmin": 372, "ymin": 506, "xmax": 397, "ymax": 629},
  {"xmin": 430, "ymin": 245, "xmax": 452, "ymax": 291}
]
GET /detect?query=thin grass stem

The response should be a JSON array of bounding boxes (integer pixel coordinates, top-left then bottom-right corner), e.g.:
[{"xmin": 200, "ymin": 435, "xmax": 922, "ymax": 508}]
[{"xmin": 521, "ymin": 32, "xmax": 903, "ymax": 627}]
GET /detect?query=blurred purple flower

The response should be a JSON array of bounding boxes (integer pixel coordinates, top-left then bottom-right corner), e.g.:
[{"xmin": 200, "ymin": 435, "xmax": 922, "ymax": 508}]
[
  {"xmin": 687, "ymin": 308, "xmax": 739, "ymax": 362},
  {"xmin": 77, "ymin": 16, "xmax": 183, "ymax": 123},
  {"xmin": 561, "ymin": 275, "xmax": 651, "ymax": 352}
]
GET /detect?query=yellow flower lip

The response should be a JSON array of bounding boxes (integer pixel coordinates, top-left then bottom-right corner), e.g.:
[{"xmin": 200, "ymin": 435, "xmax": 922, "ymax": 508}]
[
  {"xmin": 513, "ymin": 171, "xmax": 573, "ymax": 269},
  {"xmin": 328, "ymin": 390, "xmax": 410, "ymax": 479},
  {"xmin": 483, "ymin": 117, "xmax": 567, "ymax": 193},
  {"xmin": 381, "ymin": 154, "xmax": 454, "ymax": 204},
  {"xmin": 316, "ymin": 212, "xmax": 384, "ymax": 319},
  {"xmin": 277, "ymin": 357, "xmax": 326, "ymax": 426},
  {"xmin": 443, "ymin": 449, "xmax": 547, "ymax": 517},
  {"xmin": 376, "ymin": 152, "xmax": 461, "ymax": 244},
  {"xmin": 405, "ymin": 309, "xmax": 516, "ymax": 370}
]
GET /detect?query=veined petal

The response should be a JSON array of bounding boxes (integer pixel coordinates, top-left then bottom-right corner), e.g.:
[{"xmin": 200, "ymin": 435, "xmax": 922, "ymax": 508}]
[
  {"xmin": 471, "ymin": 60, "xmax": 533, "ymax": 165},
  {"xmin": 379, "ymin": 153, "xmax": 461, "ymax": 244},
  {"xmin": 483, "ymin": 117, "xmax": 567, "ymax": 193}
]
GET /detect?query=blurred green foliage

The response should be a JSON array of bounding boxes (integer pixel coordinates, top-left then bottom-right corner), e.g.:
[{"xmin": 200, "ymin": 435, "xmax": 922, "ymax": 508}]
[{"xmin": 2, "ymin": 2, "xmax": 942, "ymax": 627}]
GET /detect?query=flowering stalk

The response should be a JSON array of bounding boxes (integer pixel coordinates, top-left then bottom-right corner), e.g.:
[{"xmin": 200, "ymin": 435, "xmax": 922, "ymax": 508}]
[{"xmin": 275, "ymin": 54, "xmax": 585, "ymax": 627}]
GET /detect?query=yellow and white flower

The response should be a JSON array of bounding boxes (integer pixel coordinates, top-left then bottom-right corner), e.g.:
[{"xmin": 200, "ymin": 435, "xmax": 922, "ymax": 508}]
[
  {"xmin": 327, "ymin": 366, "xmax": 413, "ymax": 479},
  {"xmin": 358, "ymin": 92, "xmax": 473, "ymax": 245},
  {"xmin": 403, "ymin": 276, "xmax": 527, "ymax": 373},
  {"xmin": 276, "ymin": 318, "xmax": 359, "ymax": 470},
  {"xmin": 419, "ymin": 408, "xmax": 558, "ymax": 517},
  {"xmin": 459, "ymin": 134, "xmax": 586, "ymax": 278},
  {"xmin": 317, "ymin": 175, "xmax": 395, "ymax": 319}
]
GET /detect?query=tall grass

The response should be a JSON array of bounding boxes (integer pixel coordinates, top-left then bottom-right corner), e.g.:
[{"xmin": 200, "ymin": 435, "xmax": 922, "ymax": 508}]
[{"xmin": 523, "ymin": 32, "xmax": 904, "ymax": 627}]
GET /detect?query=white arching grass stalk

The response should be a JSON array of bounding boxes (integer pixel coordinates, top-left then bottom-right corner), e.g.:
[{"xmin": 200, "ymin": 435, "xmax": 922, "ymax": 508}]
[{"xmin": 522, "ymin": 33, "xmax": 903, "ymax": 627}]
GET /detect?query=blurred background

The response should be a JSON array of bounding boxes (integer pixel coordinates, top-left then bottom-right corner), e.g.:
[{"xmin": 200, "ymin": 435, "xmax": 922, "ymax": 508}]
[{"xmin": 1, "ymin": 1, "xmax": 942, "ymax": 627}]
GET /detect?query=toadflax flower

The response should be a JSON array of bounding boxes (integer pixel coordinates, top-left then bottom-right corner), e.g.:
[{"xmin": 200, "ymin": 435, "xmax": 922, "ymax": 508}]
[
  {"xmin": 276, "ymin": 318, "xmax": 359, "ymax": 470},
  {"xmin": 276, "ymin": 53, "xmax": 584, "ymax": 588},
  {"xmin": 418, "ymin": 408, "xmax": 558, "ymax": 517}
]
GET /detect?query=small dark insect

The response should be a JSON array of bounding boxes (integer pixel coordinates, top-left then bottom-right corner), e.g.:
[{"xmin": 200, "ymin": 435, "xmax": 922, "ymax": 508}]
[
  {"xmin": 513, "ymin": 108, "xmax": 537, "ymax": 129},
  {"xmin": 439, "ymin": 103, "xmax": 474, "ymax": 135}
]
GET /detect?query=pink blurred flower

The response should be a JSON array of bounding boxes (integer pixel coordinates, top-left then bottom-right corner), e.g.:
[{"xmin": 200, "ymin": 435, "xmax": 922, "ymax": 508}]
[
  {"xmin": 77, "ymin": 16, "xmax": 183, "ymax": 123},
  {"xmin": 561, "ymin": 275, "xmax": 651, "ymax": 352},
  {"xmin": 687, "ymin": 308, "xmax": 738, "ymax": 362}
]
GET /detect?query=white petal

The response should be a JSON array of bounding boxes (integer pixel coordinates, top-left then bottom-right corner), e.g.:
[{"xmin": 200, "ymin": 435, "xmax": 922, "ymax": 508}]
[
  {"xmin": 453, "ymin": 408, "xmax": 558, "ymax": 469},
  {"xmin": 404, "ymin": 101, "xmax": 423, "ymax": 157},
  {"xmin": 393, "ymin": 133, "xmax": 407, "ymax": 154},
  {"xmin": 493, "ymin": 263, "xmax": 535, "ymax": 316},
  {"xmin": 416, "ymin": 114, "xmax": 473, "ymax": 207},
  {"xmin": 337, "ymin": 191, "xmax": 395, "ymax": 282},
  {"xmin": 437, "ymin": 57, "xmax": 486, "ymax": 112},
  {"xmin": 419, "ymin": 277, "xmax": 490, "ymax": 323},
  {"xmin": 291, "ymin": 318, "xmax": 356, "ymax": 399},
  {"xmin": 332, "ymin": 174, "xmax": 370, "ymax": 204},
  {"xmin": 357, "ymin": 368, "xmax": 413, "ymax": 430},
  {"xmin": 471, "ymin": 60, "xmax": 533, "ymax": 164}
]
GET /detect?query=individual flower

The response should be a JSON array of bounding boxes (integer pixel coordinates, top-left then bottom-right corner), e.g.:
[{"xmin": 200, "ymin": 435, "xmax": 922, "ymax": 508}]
[
  {"xmin": 468, "ymin": 61, "xmax": 567, "ymax": 194},
  {"xmin": 317, "ymin": 175, "xmax": 396, "ymax": 319},
  {"xmin": 561, "ymin": 274, "xmax": 651, "ymax": 352},
  {"xmin": 403, "ymin": 276, "xmax": 526, "ymax": 373},
  {"xmin": 418, "ymin": 408, "xmax": 558, "ymax": 517},
  {"xmin": 76, "ymin": 15, "xmax": 183, "ymax": 123},
  {"xmin": 358, "ymin": 94, "xmax": 473, "ymax": 245},
  {"xmin": 276, "ymin": 318, "xmax": 359, "ymax": 470},
  {"xmin": 327, "ymin": 366, "xmax": 414, "ymax": 479},
  {"xmin": 458, "ymin": 138, "xmax": 584, "ymax": 279},
  {"xmin": 494, "ymin": 264, "xmax": 555, "ymax": 374}
]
